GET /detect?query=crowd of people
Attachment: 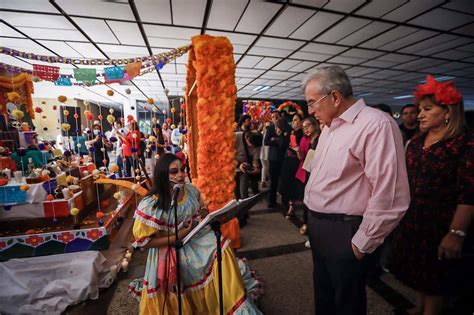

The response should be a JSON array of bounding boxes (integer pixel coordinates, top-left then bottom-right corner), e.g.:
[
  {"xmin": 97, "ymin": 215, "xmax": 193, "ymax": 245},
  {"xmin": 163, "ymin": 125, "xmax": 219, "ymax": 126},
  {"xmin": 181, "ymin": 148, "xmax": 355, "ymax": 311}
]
[{"xmin": 125, "ymin": 66, "xmax": 473, "ymax": 315}]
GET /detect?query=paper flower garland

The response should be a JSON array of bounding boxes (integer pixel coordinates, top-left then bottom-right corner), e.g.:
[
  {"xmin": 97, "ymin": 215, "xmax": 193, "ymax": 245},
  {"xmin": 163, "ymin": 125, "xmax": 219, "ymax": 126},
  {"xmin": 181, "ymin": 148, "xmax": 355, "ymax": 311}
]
[
  {"xmin": 107, "ymin": 115, "xmax": 115, "ymax": 124},
  {"xmin": 147, "ymin": 98, "xmax": 154, "ymax": 104},
  {"xmin": 7, "ymin": 92, "xmax": 21, "ymax": 103},
  {"xmin": 58, "ymin": 95, "xmax": 67, "ymax": 103},
  {"xmin": 61, "ymin": 123, "xmax": 71, "ymax": 131},
  {"xmin": 186, "ymin": 35, "xmax": 239, "ymax": 247},
  {"xmin": 107, "ymin": 90, "xmax": 114, "ymax": 96}
]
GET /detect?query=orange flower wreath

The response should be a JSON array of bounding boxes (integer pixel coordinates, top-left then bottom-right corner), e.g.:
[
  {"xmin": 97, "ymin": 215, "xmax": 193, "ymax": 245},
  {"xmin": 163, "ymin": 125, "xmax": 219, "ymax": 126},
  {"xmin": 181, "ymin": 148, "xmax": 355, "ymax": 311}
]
[{"xmin": 186, "ymin": 35, "xmax": 240, "ymax": 247}]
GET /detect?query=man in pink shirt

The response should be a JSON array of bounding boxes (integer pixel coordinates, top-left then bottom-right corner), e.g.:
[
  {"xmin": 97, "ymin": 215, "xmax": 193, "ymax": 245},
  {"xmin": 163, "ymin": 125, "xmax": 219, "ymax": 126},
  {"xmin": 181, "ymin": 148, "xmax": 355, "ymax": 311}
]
[{"xmin": 303, "ymin": 66, "xmax": 410, "ymax": 315}]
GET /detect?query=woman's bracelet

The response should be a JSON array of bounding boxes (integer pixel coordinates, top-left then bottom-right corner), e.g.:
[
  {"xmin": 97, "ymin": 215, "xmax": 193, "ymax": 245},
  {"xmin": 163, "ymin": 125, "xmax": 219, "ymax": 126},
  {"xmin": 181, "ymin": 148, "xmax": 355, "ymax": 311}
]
[{"xmin": 449, "ymin": 228, "xmax": 466, "ymax": 237}]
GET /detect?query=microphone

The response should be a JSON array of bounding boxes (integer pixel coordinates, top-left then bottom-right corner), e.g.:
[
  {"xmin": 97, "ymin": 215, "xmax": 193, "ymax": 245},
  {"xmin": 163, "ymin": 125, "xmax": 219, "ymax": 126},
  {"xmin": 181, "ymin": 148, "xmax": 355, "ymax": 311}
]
[{"xmin": 170, "ymin": 183, "xmax": 183, "ymax": 208}]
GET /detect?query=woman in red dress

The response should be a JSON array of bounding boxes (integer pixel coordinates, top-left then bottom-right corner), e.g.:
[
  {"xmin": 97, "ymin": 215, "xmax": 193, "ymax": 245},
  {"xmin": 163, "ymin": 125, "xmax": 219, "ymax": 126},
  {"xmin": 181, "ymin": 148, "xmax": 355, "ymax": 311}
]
[
  {"xmin": 116, "ymin": 115, "xmax": 142, "ymax": 177},
  {"xmin": 391, "ymin": 75, "xmax": 474, "ymax": 315}
]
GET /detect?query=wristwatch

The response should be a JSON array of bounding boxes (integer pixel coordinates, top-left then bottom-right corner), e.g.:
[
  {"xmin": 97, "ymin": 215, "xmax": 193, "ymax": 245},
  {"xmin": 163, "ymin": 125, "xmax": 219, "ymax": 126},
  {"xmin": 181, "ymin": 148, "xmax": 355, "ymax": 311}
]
[{"xmin": 449, "ymin": 229, "xmax": 466, "ymax": 237}]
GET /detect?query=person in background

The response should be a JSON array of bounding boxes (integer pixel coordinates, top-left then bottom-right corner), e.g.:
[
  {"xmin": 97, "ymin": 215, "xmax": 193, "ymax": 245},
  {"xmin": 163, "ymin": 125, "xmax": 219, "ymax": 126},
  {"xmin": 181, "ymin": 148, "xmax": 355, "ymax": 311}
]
[
  {"xmin": 86, "ymin": 122, "xmax": 112, "ymax": 169},
  {"xmin": 279, "ymin": 113, "xmax": 304, "ymax": 219},
  {"xmin": 391, "ymin": 76, "xmax": 474, "ymax": 315},
  {"xmin": 260, "ymin": 121, "xmax": 271, "ymax": 188},
  {"xmin": 303, "ymin": 66, "xmax": 410, "ymax": 315},
  {"xmin": 399, "ymin": 104, "xmax": 419, "ymax": 143},
  {"xmin": 235, "ymin": 130, "xmax": 262, "ymax": 200},
  {"xmin": 293, "ymin": 117, "xmax": 320, "ymax": 246},
  {"xmin": 171, "ymin": 122, "xmax": 183, "ymax": 154},
  {"xmin": 372, "ymin": 103, "xmax": 393, "ymax": 116},
  {"xmin": 116, "ymin": 116, "xmax": 142, "ymax": 177},
  {"xmin": 264, "ymin": 111, "xmax": 289, "ymax": 208},
  {"xmin": 162, "ymin": 122, "xmax": 172, "ymax": 150},
  {"xmin": 151, "ymin": 124, "xmax": 166, "ymax": 158},
  {"xmin": 108, "ymin": 121, "xmax": 124, "ymax": 175},
  {"xmin": 237, "ymin": 114, "xmax": 252, "ymax": 132}
]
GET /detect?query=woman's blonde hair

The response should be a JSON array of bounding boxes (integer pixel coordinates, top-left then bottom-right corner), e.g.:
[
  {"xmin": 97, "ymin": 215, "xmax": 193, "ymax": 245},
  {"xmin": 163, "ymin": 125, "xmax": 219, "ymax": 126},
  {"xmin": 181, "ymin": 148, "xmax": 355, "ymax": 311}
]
[{"xmin": 418, "ymin": 95, "xmax": 465, "ymax": 140}]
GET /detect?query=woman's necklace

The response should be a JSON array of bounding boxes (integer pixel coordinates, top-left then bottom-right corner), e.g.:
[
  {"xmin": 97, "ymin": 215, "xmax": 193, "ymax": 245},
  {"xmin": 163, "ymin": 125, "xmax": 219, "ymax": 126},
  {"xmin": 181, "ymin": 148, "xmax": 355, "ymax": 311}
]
[{"xmin": 423, "ymin": 134, "xmax": 443, "ymax": 150}]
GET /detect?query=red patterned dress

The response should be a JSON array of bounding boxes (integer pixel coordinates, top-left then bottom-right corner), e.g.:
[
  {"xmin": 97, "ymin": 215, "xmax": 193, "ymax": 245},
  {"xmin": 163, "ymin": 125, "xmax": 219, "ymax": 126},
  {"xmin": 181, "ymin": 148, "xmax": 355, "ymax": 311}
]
[{"xmin": 391, "ymin": 130, "xmax": 474, "ymax": 295}]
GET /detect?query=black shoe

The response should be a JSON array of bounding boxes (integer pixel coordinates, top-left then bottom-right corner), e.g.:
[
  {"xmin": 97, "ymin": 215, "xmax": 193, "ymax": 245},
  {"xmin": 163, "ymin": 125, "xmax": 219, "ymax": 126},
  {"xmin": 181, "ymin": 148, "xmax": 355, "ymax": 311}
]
[{"xmin": 267, "ymin": 202, "xmax": 277, "ymax": 208}]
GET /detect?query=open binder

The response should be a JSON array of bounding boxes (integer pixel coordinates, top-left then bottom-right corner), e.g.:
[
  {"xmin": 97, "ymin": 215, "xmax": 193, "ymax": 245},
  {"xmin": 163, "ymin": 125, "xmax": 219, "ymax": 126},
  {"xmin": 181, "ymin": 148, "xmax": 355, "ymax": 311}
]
[{"xmin": 182, "ymin": 194, "xmax": 261, "ymax": 245}]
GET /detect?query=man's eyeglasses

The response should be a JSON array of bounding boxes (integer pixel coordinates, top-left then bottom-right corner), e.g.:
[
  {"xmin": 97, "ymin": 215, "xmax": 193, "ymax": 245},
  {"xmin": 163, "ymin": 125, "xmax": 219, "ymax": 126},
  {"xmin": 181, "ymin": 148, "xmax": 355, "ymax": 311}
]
[{"xmin": 307, "ymin": 93, "xmax": 330, "ymax": 109}]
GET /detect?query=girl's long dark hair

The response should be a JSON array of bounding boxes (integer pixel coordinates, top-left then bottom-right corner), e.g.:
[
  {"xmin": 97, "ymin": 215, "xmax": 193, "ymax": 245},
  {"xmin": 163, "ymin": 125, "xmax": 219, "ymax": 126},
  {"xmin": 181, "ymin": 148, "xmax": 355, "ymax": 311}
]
[{"xmin": 148, "ymin": 153, "xmax": 179, "ymax": 212}]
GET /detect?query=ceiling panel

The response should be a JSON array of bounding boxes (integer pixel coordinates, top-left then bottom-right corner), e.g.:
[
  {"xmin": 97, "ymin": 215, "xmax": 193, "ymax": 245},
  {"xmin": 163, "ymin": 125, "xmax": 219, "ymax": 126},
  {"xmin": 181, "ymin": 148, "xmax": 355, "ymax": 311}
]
[
  {"xmin": 0, "ymin": 0, "xmax": 57, "ymax": 13},
  {"xmin": 107, "ymin": 21, "xmax": 145, "ymax": 46},
  {"xmin": 442, "ymin": 0, "xmax": 474, "ymax": 15},
  {"xmin": 172, "ymin": 0, "xmax": 206, "ymax": 27},
  {"xmin": 37, "ymin": 40, "xmax": 84, "ymax": 58},
  {"xmin": 327, "ymin": 55, "xmax": 368, "ymax": 65},
  {"xmin": 67, "ymin": 42, "xmax": 106, "ymax": 59},
  {"xmin": 337, "ymin": 21, "xmax": 394, "ymax": 46},
  {"xmin": 235, "ymin": 1, "xmax": 282, "ymax": 34},
  {"xmin": 205, "ymin": 31, "xmax": 256, "ymax": 45},
  {"xmin": 98, "ymin": 44, "xmax": 149, "ymax": 56},
  {"xmin": 0, "ymin": 23, "xmax": 26, "ymax": 37},
  {"xmin": 397, "ymin": 34, "xmax": 468, "ymax": 55},
  {"xmin": 360, "ymin": 59, "xmax": 398, "ymax": 68},
  {"xmin": 291, "ymin": 51, "xmax": 331, "ymax": 62},
  {"xmin": 17, "ymin": 27, "xmax": 87, "ymax": 41},
  {"xmin": 56, "ymin": 0, "xmax": 135, "ymax": 20},
  {"xmin": 378, "ymin": 29, "xmax": 439, "ymax": 51},
  {"xmin": 341, "ymin": 48, "xmax": 385, "ymax": 59},
  {"xmin": 288, "ymin": 61, "xmax": 318, "ymax": 72},
  {"xmin": 247, "ymin": 47, "xmax": 294, "ymax": 58},
  {"xmin": 1, "ymin": 12, "xmax": 74, "ymax": 29},
  {"xmin": 206, "ymin": 0, "xmax": 247, "ymax": 31},
  {"xmin": 359, "ymin": 25, "xmax": 418, "ymax": 49},
  {"xmin": 345, "ymin": 67, "xmax": 379, "ymax": 77},
  {"xmin": 376, "ymin": 53, "xmax": 418, "ymax": 63},
  {"xmin": 265, "ymin": 6, "xmax": 314, "ymax": 37},
  {"xmin": 72, "ymin": 18, "xmax": 120, "ymax": 44},
  {"xmin": 4, "ymin": 37, "xmax": 53, "ymax": 55},
  {"xmin": 254, "ymin": 57, "xmax": 282, "ymax": 70},
  {"xmin": 144, "ymin": 25, "xmax": 199, "ymax": 40},
  {"xmin": 255, "ymin": 37, "xmax": 305, "ymax": 50},
  {"xmin": 316, "ymin": 17, "xmax": 371, "ymax": 43},
  {"xmin": 300, "ymin": 42, "xmax": 346, "ymax": 55},
  {"xmin": 355, "ymin": 0, "xmax": 408, "ymax": 18},
  {"xmin": 237, "ymin": 56, "xmax": 263, "ymax": 68},
  {"xmin": 290, "ymin": 11, "xmax": 344, "ymax": 40},
  {"xmin": 259, "ymin": 70, "xmax": 295, "ymax": 80},
  {"xmin": 452, "ymin": 23, "xmax": 474, "ymax": 36},
  {"xmin": 135, "ymin": 0, "xmax": 172, "ymax": 24},
  {"xmin": 410, "ymin": 8, "xmax": 474, "ymax": 31},
  {"xmin": 383, "ymin": 0, "xmax": 445, "ymax": 22},
  {"xmin": 272, "ymin": 59, "xmax": 302, "ymax": 71},
  {"xmin": 391, "ymin": 58, "xmax": 447, "ymax": 71},
  {"xmin": 432, "ymin": 50, "xmax": 473, "ymax": 60},
  {"xmin": 148, "ymin": 37, "xmax": 190, "ymax": 48},
  {"xmin": 323, "ymin": 0, "xmax": 367, "ymax": 13}
]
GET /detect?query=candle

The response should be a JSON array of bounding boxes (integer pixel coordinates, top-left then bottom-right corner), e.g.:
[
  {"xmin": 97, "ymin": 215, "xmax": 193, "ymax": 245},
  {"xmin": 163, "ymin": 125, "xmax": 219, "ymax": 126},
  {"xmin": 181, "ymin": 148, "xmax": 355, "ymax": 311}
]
[{"xmin": 121, "ymin": 259, "xmax": 129, "ymax": 272}]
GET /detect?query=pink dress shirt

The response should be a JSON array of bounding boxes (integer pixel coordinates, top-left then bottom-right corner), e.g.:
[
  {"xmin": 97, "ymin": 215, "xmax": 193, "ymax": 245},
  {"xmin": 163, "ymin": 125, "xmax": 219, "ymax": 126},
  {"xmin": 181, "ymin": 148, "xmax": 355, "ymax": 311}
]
[{"xmin": 304, "ymin": 99, "xmax": 410, "ymax": 253}]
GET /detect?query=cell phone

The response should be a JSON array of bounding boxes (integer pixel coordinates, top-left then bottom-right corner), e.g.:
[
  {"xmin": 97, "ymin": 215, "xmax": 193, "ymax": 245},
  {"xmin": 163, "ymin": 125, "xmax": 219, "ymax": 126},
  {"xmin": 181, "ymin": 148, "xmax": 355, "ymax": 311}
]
[{"xmin": 290, "ymin": 134, "xmax": 297, "ymax": 147}]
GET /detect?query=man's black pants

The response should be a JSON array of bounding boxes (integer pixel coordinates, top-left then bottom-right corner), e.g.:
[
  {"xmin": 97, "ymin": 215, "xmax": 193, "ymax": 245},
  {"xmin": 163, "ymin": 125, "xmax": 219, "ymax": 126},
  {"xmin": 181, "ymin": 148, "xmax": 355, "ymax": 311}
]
[
  {"xmin": 308, "ymin": 211, "xmax": 369, "ymax": 315},
  {"xmin": 268, "ymin": 160, "xmax": 282, "ymax": 205}
]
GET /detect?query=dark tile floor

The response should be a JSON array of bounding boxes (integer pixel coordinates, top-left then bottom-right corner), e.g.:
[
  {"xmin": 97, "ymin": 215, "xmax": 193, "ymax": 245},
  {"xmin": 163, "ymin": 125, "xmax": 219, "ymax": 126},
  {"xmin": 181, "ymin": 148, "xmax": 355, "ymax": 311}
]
[{"xmin": 98, "ymin": 197, "xmax": 427, "ymax": 315}]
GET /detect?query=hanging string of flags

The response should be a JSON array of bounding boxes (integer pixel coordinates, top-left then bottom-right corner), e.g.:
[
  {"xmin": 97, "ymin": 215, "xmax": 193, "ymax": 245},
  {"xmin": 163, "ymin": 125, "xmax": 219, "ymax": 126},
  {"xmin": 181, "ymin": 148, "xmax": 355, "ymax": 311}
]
[{"xmin": 0, "ymin": 44, "xmax": 190, "ymax": 86}]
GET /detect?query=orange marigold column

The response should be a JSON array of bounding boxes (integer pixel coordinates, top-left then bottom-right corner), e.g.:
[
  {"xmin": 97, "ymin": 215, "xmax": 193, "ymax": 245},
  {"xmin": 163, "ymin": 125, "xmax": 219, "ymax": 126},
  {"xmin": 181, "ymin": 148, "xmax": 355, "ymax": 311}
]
[{"xmin": 185, "ymin": 35, "xmax": 240, "ymax": 248}]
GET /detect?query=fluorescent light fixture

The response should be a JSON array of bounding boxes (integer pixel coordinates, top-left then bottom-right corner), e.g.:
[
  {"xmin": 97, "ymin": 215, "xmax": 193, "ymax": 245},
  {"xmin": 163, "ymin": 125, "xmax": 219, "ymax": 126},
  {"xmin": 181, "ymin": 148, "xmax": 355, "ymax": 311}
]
[
  {"xmin": 252, "ymin": 85, "xmax": 271, "ymax": 92},
  {"xmin": 418, "ymin": 76, "xmax": 455, "ymax": 83},
  {"xmin": 357, "ymin": 92, "xmax": 373, "ymax": 97},
  {"xmin": 393, "ymin": 95, "xmax": 413, "ymax": 100}
]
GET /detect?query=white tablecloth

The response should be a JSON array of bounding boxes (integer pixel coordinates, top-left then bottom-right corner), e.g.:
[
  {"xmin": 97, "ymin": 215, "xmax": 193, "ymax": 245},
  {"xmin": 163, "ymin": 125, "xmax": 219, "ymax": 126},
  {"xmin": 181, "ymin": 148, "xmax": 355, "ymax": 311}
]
[{"xmin": 0, "ymin": 251, "xmax": 113, "ymax": 314}]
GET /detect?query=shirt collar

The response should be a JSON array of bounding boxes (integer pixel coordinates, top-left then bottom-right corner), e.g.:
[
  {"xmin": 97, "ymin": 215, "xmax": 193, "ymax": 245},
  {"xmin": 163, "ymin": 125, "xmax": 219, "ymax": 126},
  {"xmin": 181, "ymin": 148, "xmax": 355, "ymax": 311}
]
[{"xmin": 338, "ymin": 98, "xmax": 366, "ymax": 124}]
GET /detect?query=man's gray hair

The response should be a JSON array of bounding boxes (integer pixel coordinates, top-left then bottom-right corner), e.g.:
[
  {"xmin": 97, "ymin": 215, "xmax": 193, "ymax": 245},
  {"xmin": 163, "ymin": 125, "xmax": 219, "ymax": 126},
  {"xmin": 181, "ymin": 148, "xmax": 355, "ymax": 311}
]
[{"xmin": 303, "ymin": 66, "xmax": 353, "ymax": 98}]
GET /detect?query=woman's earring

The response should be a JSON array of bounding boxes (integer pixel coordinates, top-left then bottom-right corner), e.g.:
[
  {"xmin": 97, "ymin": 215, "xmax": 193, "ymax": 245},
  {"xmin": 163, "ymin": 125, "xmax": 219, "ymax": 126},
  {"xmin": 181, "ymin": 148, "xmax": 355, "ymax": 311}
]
[{"xmin": 445, "ymin": 119, "xmax": 449, "ymax": 124}]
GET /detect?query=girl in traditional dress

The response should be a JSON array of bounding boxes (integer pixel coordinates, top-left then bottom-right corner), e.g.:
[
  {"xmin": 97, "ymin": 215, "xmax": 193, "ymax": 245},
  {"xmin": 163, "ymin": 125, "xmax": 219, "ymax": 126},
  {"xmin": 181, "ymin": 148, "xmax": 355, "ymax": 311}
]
[{"xmin": 129, "ymin": 153, "xmax": 263, "ymax": 314}]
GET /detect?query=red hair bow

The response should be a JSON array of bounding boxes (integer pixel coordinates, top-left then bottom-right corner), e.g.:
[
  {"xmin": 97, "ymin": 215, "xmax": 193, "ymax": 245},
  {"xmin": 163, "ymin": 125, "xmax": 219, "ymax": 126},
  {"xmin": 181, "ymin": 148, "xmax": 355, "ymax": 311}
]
[{"xmin": 414, "ymin": 75, "xmax": 462, "ymax": 105}]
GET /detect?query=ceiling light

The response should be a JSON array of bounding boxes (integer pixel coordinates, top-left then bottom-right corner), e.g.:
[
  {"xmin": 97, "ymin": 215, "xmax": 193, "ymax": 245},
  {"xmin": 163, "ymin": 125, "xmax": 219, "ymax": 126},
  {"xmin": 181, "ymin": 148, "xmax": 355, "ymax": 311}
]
[
  {"xmin": 357, "ymin": 92, "xmax": 373, "ymax": 97},
  {"xmin": 393, "ymin": 95, "xmax": 413, "ymax": 99},
  {"xmin": 252, "ymin": 85, "xmax": 271, "ymax": 92}
]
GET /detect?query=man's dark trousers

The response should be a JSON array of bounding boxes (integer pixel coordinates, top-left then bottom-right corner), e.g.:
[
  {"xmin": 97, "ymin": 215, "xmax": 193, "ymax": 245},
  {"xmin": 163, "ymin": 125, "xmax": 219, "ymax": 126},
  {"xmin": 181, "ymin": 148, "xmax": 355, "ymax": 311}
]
[{"xmin": 308, "ymin": 211, "xmax": 370, "ymax": 315}]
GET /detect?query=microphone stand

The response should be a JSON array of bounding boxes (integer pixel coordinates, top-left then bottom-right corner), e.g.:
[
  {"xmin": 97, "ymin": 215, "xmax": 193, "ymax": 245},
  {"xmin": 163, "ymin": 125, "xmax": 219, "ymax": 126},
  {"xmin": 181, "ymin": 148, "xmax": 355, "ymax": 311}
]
[
  {"xmin": 210, "ymin": 220, "xmax": 224, "ymax": 315},
  {"xmin": 171, "ymin": 186, "xmax": 183, "ymax": 315}
]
